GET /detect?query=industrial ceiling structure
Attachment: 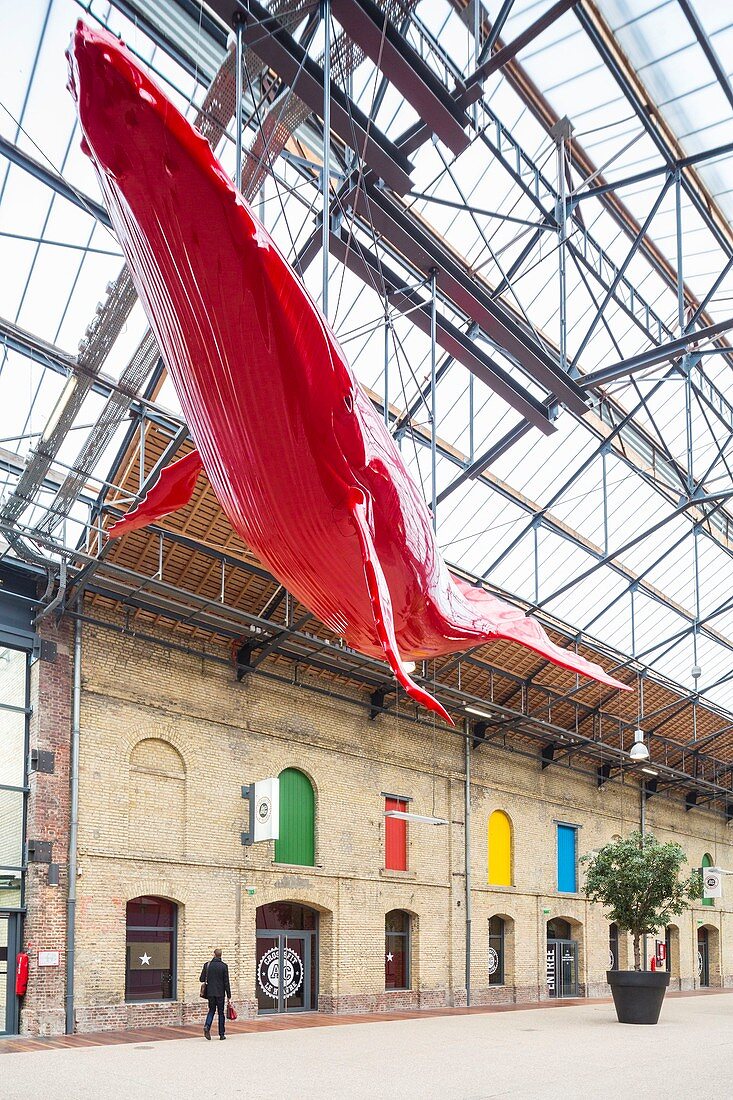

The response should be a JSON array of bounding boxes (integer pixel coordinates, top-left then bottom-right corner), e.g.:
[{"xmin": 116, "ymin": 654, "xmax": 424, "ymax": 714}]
[{"xmin": 3, "ymin": 0, "xmax": 733, "ymax": 817}]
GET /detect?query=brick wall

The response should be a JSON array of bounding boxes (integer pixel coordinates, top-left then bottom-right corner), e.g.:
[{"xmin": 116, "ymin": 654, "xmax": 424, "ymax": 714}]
[
  {"xmin": 62, "ymin": 610, "xmax": 733, "ymax": 1032},
  {"xmin": 20, "ymin": 617, "xmax": 73, "ymax": 1036}
]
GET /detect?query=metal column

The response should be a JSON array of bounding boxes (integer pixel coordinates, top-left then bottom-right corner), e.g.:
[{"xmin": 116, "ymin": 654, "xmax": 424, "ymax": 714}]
[
  {"xmin": 552, "ymin": 117, "xmax": 572, "ymax": 372},
  {"xmin": 430, "ymin": 268, "xmax": 438, "ymax": 532},
  {"xmin": 234, "ymin": 14, "xmax": 244, "ymax": 191},
  {"xmin": 321, "ymin": 0, "xmax": 331, "ymax": 319},
  {"xmin": 384, "ymin": 314, "xmax": 390, "ymax": 426}
]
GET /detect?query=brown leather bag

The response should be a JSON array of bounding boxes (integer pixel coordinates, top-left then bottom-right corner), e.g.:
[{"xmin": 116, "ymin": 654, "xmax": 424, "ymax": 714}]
[{"xmin": 199, "ymin": 962, "xmax": 208, "ymax": 999}]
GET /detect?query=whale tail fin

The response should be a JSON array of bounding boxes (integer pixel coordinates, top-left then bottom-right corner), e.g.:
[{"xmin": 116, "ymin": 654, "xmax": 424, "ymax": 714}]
[
  {"xmin": 451, "ymin": 575, "xmax": 629, "ymax": 692},
  {"xmin": 108, "ymin": 448, "xmax": 204, "ymax": 538},
  {"xmin": 349, "ymin": 488, "xmax": 455, "ymax": 726}
]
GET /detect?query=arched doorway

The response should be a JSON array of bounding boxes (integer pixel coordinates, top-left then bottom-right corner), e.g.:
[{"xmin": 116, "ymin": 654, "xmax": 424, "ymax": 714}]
[
  {"xmin": 547, "ymin": 918, "xmax": 580, "ymax": 998},
  {"xmin": 697, "ymin": 926, "xmax": 709, "ymax": 986},
  {"xmin": 256, "ymin": 902, "xmax": 319, "ymax": 1014},
  {"xmin": 697, "ymin": 924, "xmax": 720, "ymax": 988},
  {"xmin": 489, "ymin": 914, "xmax": 515, "ymax": 989}
]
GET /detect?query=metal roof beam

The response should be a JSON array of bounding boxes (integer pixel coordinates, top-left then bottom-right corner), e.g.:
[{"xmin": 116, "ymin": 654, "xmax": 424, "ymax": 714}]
[
  {"xmin": 348, "ymin": 182, "xmax": 588, "ymax": 412},
  {"xmin": 0, "ymin": 135, "xmax": 112, "ymax": 228},
  {"xmin": 11, "ymin": 509, "xmax": 733, "ymax": 798},
  {"xmin": 533, "ymin": 489, "xmax": 733, "ymax": 614},
  {"xmin": 577, "ymin": 3, "xmax": 733, "ymax": 270},
  {"xmin": 461, "ymin": 0, "xmax": 580, "ymax": 105},
  {"xmin": 0, "ymin": 317, "xmax": 182, "ymax": 432},
  {"xmin": 678, "ymin": 0, "xmax": 733, "ymax": 116},
  {"xmin": 480, "ymin": 0, "xmax": 516, "ymax": 60},
  {"xmin": 328, "ymin": 230, "xmax": 556, "ymax": 431},
  {"xmin": 580, "ymin": 318, "xmax": 733, "ymax": 389},
  {"xmin": 205, "ymin": 0, "xmax": 414, "ymax": 194},
  {"xmin": 331, "ymin": 0, "xmax": 471, "ymax": 155},
  {"xmin": 436, "ymin": 420, "xmax": 533, "ymax": 505},
  {"xmin": 570, "ymin": 136, "xmax": 733, "ymax": 204}
]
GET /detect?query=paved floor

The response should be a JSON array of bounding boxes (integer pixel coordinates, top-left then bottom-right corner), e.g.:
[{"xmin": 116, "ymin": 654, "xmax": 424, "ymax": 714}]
[{"xmin": 2, "ymin": 992, "xmax": 732, "ymax": 1099}]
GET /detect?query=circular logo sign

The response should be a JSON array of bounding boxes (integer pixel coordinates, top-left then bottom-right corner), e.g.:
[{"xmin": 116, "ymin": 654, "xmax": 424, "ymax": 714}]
[
  {"xmin": 608, "ymin": 950, "xmax": 615, "ymax": 970},
  {"xmin": 256, "ymin": 796, "xmax": 272, "ymax": 824},
  {"xmin": 697, "ymin": 950, "xmax": 703, "ymax": 976},
  {"xmin": 257, "ymin": 946, "xmax": 304, "ymax": 1001},
  {"xmin": 487, "ymin": 947, "xmax": 499, "ymax": 976}
]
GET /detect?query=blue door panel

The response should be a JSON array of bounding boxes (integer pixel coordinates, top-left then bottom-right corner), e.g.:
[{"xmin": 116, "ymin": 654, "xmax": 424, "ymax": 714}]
[{"xmin": 557, "ymin": 824, "xmax": 577, "ymax": 892}]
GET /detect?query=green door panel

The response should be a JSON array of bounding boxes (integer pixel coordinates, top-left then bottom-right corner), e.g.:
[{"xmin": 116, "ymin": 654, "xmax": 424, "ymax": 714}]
[{"xmin": 275, "ymin": 769, "xmax": 315, "ymax": 866}]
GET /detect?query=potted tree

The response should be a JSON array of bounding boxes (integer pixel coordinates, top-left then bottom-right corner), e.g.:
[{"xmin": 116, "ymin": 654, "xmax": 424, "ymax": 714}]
[{"xmin": 581, "ymin": 831, "xmax": 699, "ymax": 1024}]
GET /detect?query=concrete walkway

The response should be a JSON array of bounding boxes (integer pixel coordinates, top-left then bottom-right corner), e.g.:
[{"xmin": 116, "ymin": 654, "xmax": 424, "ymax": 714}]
[{"xmin": 3, "ymin": 991, "xmax": 733, "ymax": 1099}]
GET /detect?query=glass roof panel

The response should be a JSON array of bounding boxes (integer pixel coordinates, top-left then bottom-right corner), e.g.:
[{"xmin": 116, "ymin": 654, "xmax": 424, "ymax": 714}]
[{"xmin": 3, "ymin": 0, "xmax": 733, "ymax": 727}]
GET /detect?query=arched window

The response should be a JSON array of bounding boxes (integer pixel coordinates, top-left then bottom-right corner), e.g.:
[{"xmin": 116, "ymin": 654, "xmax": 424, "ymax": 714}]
[
  {"xmin": 609, "ymin": 923, "xmax": 618, "ymax": 970},
  {"xmin": 125, "ymin": 896, "xmax": 177, "ymax": 1002},
  {"xmin": 547, "ymin": 918, "xmax": 572, "ymax": 940},
  {"xmin": 385, "ymin": 910, "xmax": 411, "ymax": 990},
  {"xmin": 130, "ymin": 739, "xmax": 185, "ymax": 857},
  {"xmin": 275, "ymin": 768, "xmax": 315, "ymax": 866},
  {"xmin": 702, "ymin": 853, "xmax": 714, "ymax": 907},
  {"xmin": 488, "ymin": 916, "xmax": 505, "ymax": 985},
  {"xmin": 488, "ymin": 810, "xmax": 512, "ymax": 886}
]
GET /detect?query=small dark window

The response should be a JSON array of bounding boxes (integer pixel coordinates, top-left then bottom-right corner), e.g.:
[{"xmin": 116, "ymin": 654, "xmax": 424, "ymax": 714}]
[
  {"xmin": 385, "ymin": 909, "xmax": 410, "ymax": 990},
  {"xmin": 125, "ymin": 896, "xmax": 176, "ymax": 1002},
  {"xmin": 256, "ymin": 902, "xmax": 318, "ymax": 931},
  {"xmin": 488, "ymin": 916, "xmax": 505, "ymax": 985},
  {"xmin": 609, "ymin": 923, "xmax": 619, "ymax": 970},
  {"xmin": 547, "ymin": 918, "xmax": 572, "ymax": 940}
]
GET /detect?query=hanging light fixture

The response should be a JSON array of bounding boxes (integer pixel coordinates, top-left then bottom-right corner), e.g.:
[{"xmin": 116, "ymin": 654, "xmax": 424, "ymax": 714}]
[
  {"xmin": 384, "ymin": 810, "xmax": 448, "ymax": 825},
  {"xmin": 629, "ymin": 729, "xmax": 650, "ymax": 762},
  {"xmin": 464, "ymin": 705, "xmax": 495, "ymax": 720}
]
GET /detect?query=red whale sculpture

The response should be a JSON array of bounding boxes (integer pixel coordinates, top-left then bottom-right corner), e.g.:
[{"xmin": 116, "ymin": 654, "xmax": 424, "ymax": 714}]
[{"xmin": 67, "ymin": 22, "xmax": 627, "ymax": 724}]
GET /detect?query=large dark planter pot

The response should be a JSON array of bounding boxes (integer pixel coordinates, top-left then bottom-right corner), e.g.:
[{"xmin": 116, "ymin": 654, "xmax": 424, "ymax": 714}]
[{"xmin": 607, "ymin": 970, "xmax": 670, "ymax": 1024}]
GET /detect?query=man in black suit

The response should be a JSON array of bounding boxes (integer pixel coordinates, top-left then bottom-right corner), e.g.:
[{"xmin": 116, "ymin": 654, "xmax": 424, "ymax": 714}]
[{"xmin": 200, "ymin": 948, "xmax": 232, "ymax": 1040}]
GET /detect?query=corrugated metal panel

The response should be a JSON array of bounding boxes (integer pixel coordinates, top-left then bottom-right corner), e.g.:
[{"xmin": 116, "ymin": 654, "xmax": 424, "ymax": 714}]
[
  {"xmin": 274, "ymin": 768, "xmax": 315, "ymax": 866},
  {"xmin": 385, "ymin": 797, "xmax": 407, "ymax": 870}
]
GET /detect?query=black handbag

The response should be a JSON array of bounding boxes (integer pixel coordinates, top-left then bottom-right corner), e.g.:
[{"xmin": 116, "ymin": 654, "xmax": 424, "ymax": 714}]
[{"xmin": 199, "ymin": 962, "xmax": 208, "ymax": 999}]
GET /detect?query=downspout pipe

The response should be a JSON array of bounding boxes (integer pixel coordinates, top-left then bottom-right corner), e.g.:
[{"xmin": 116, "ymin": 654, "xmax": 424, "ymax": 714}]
[
  {"xmin": 65, "ymin": 600, "xmax": 81, "ymax": 1034},
  {"xmin": 465, "ymin": 722, "xmax": 472, "ymax": 1007}
]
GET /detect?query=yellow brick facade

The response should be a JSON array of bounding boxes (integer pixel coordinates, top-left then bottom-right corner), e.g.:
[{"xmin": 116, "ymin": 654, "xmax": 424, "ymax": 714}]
[{"xmin": 69, "ymin": 616, "xmax": 733, "ymax": 1030}]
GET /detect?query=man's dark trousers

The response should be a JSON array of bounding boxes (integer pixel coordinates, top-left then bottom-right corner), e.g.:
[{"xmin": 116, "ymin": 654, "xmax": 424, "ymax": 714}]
[{"xmin": 205, "ymin": 996, "xmax": 225, "ymax": 1038}]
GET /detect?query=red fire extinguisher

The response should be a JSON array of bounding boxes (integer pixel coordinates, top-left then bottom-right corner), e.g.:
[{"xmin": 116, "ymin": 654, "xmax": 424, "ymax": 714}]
[{"xmin": 15, "ymin": 952, "xmax": 29, "ymax": 996}]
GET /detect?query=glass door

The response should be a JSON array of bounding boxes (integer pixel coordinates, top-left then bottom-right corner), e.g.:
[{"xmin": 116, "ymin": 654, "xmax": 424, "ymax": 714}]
[
  {"xmin": 282, "ymin": 935, "xmax": 307, "ymax": 1011},
  {"xmin": 256, "ymin": 935, "xmax": 280, "ymax": 1013},
  {"xmin": 559, "ymin": 941, "xmax": 578, "ymax": 997},
  {"xmin": 547, "ymin": 938, "xmax": 579, "ymax": 998},
  {"xmin": 0, "ymin": 913, "xmax": 19, "ymax": 1035},
  {"xmin": 256, "ymin": 932, "xmax": 315, "ymax": 1013}
]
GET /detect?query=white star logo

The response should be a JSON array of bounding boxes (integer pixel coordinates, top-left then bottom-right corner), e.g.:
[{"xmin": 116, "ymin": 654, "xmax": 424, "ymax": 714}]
[
  {"xmin": 139, "ymin": 952, "xmax": 151, "ymax": 966},
  {"xmin": 386, "ymin": 952, "xmax": 394, "ymax": 962}
]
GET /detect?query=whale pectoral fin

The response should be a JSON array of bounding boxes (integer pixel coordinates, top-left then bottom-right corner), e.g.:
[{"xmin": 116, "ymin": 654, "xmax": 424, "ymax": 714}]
[
  {"xmin": 348, "ymin": 487, "xmax": 454, "ymax": 726},
  {"xmin": 449, "ymin": 573, "xmax": 629, "ymax": 691},
  {"xmin": 108, "ymin": 448, "xmax": 204, "ymax": 538}
]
